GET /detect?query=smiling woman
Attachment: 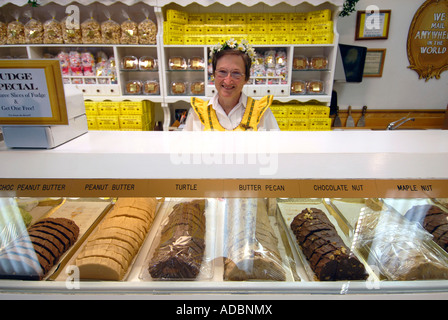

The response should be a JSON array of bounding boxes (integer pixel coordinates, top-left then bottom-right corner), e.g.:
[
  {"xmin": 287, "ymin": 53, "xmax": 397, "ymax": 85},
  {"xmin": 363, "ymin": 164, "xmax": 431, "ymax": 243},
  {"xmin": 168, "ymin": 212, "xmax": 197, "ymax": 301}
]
[{"xmin": 183, "ymin": 39, "xmax": 279, "ymax": 131}]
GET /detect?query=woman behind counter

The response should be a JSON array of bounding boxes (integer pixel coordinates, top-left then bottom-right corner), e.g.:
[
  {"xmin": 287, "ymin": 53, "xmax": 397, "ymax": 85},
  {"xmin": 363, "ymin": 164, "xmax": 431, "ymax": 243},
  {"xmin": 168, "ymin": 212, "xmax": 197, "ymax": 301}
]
[{"xmin": 183, "ymin": 39, "xmax": 279, "ymax": 131}]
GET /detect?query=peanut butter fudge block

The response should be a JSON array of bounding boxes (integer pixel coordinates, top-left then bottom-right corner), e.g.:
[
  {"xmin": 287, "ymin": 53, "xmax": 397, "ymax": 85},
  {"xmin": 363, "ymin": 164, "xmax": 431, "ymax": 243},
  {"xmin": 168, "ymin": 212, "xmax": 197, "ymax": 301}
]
[
  {"xmin": 75, "ymin": 197, "xmax": 158, "ymax": 280},
  {"xmin": 290, "ymin": 208, "xmax": 367, "ymax": 281}
]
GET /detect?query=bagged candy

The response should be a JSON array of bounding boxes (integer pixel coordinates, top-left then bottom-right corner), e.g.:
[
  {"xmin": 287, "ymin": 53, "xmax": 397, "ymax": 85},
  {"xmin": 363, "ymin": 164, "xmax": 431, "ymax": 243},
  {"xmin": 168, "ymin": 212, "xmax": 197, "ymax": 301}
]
[
  {"xmin": 101, "ymin": 11, "xmax": 120, "ymax": 44},
  {"xmin": 24, "ymin": 11, "xmax": 43, "ymax": 44},
  {"xmin": 138, "ymin": 9, "xmax": 157, "ymax": 44},
  {"xmin": 43, "ymin": 12, "xmax": 63, "ymax": 44},
  {"xmin": 0, "ymin": 21, "xmax": 6, "ymax": 45},
  {"xmin": 57, "ymin": 51, "xmax": 71, "ymax": 84},
  {"xmin": 7, "ymin": 14, "xmax": 25, "ymax": 44},
  {"xmin": 62, "ymin": 15, "xmax": 81, "ymax": 44},
  {"xmin": 69, "ymin": 51, "xmax": 83, "ymax": 84},
  {"xmin": 81, "ymin": 14, "xmax": 101, "ymax": 44},
  {"xmin": 81, "ymin": 52, "xmax": 96, "ymax": 84},
  {"xmin": 120, "ymin": 10, "xmax": 138, "ymax": 44}
]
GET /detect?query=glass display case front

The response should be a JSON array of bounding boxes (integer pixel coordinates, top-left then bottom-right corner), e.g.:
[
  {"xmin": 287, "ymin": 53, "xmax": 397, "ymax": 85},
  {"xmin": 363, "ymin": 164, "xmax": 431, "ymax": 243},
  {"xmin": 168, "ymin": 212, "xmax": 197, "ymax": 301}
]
[{"xmin": 1, "ymin": 195, "xmax": 448, "ymax": 297}]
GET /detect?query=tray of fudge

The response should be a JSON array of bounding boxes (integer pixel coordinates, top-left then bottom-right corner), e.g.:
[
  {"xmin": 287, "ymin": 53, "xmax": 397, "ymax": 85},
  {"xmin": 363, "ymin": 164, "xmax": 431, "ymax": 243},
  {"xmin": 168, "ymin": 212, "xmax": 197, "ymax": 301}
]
[
  {"xmin": 138, "ymin": 198, "xmax": 301, "ymax": 282},
  {"xmin": 276, "ymin": 198, "xmax": 378, "ymax": 282},
  {"xmin": 325, "ymin": 198, "xmax": 448, "ymax": 281},
  {"xmin": 0, "ymin": 198, "xmax": 113, "ymax": 281},
  {"xmin": 49, "ymin": 197, "xmax": 299, "ymax": 282},
  {"xmin": 54, "ymin": 197, "xmax": 163, "ymax": 282}
]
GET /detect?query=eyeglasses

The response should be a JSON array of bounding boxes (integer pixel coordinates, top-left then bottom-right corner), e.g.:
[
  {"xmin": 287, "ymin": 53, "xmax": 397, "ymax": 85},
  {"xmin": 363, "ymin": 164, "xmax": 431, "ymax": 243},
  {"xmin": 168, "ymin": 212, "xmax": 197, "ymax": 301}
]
[{"xmin": 215, "ymin": 69, "xmax": 245, "ymax": 80}]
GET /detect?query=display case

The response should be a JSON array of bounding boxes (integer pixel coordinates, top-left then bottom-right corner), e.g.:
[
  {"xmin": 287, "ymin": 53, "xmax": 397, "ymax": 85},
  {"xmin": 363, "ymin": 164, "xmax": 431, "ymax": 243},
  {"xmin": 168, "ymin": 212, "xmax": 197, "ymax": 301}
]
[{"xmin": 1, "ymin": 130, "xmax": 448, "ymax": 299}]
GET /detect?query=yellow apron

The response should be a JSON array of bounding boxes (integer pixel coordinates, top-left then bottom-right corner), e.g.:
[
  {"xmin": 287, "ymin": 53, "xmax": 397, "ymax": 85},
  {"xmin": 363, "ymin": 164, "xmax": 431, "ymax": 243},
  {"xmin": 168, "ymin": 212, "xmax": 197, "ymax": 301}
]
[{"xmin": 190, "ymin": 95, "xmax": 274, "ymax": 131}]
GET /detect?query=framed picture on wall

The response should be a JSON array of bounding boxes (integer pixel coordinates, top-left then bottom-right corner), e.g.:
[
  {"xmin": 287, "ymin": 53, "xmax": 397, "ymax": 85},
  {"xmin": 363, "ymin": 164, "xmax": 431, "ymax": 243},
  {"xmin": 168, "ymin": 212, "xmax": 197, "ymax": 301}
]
[
  {"xmin": 363, "ymin": 49, "xmax": 386, "ymax": 77},
  {"xmin": 356, "ymin": 10, "xmax": 391, "ymax": 40}
]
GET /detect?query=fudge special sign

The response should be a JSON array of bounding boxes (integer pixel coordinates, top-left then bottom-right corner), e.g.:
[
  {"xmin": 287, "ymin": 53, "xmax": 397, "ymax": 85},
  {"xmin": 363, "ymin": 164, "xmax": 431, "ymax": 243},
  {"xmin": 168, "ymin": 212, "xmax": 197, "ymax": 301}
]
[{"xmin": 0, "ymin": 60, "xmax": 68, "ymax": 125}]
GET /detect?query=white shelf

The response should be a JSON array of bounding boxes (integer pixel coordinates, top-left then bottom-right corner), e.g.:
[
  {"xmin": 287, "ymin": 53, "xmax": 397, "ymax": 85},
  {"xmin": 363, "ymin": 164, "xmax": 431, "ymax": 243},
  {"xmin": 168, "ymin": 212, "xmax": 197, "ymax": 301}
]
[{"xmin": 0, "ymin": 0, "xmax": 342, "ymax": 129}]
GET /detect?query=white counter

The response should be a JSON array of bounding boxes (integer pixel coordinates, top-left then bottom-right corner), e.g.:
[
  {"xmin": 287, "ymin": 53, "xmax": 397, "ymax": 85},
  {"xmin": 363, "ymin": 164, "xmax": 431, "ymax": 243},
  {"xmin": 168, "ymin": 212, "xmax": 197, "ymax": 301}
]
[{"xmin": 1, "ymin": 130, "xmax": 447, "ymax": 180}]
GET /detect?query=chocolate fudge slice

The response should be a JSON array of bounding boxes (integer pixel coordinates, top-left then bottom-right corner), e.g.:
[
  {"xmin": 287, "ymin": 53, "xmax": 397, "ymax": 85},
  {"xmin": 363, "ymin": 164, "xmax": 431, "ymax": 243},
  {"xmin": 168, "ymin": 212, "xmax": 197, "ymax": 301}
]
[
  {"xmin": 148, "ymin": 200, "xmax": 206, "ymax": 279},
  {"xmin": 290, "ymin": 208, "xmax": 367, "ymax": 281},
  {"xmin": 0, "ymin": 218, "xmax": 79, "ymax": 280}
]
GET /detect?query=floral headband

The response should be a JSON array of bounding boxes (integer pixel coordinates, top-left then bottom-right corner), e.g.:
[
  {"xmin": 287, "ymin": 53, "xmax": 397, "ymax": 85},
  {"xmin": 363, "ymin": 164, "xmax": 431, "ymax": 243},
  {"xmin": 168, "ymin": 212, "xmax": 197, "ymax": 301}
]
[{"xmin": 209, "ymin": 38, "xmax": 256, "ymax": 63}]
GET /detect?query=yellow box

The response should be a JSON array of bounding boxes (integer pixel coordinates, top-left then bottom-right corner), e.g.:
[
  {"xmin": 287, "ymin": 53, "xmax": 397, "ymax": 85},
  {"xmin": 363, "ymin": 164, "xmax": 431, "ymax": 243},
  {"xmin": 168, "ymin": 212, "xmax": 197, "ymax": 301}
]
[
  {"xmin": 164, "ymin": 33, "xmax": 184, "ymax": 45},
  {"xmin": 269, "ymin": 34, "xmax": 290, "ymax": 44},
  {"xmin": 270, "ymin": 106, "xmax": 288, "ymax": 118},
  {"xmin": 119, "ymin": 115, "xmax": 147, "ymax": 129},
  {"xmin": 268, "ymin": 23, "xmax": 289, "ymax": 33},
  {"xmin": 120, "ymin": 101, "xmax": 145, "ymax": 115},
  {"xmin": 188, "ymin": 13, "xmax": 205, "ymax": 24},
  {"xmin": 275, "ymin": 118, "xmax": 289, "ymax": 131},
  {"xmin": 206, "ymin": 13, "xmax": 226, "ymax": 24},
  {"xmin": 289, "ymin": 12, "xmax": 307, "ymax": 23},
  {"xmin": 86, "ymin": 115, "xmax": 98, "ymax": 130},
  {"xmin": 307, "ymin": 9, "xmax": 332, "ymax": 23},
  {"xmin": 248, "ymin": 34, "xmax": 269, "ymax": 45},
  {"xmin": 309, "ymin": 106, "xmax": 330, "ymax": 118},
  {"xmin": 184, "ymin": 24, "xmax": 205, "ymax": 34},
  {"xmin": 289, "ymin": 118, "xmax": 309, "ymax": 131},
  {"xmin": 205, "ymin": 25, "xmax": 226, "ymax": 34},
  {"xmin": 227, "ymin": 14, "xmax": 247, "ymax": 24},
  {"xmin": 97, "ymin": 101, "xmax": 120, "ymax": 115},
  {"xmin": 247, "ymin": 24, "xmax": 266, "ymax": 34},
  {"xmin": 290, "ymin": 34, "xmax": 312, "ymax": 44},
  {"xmin": 288, "ymin": 106, "xmax": 309, "ymax": 118},
  {"xmin": 184, "ymin": 35, "xmax": 205, "ymax": 45},
  {"xmin": 269, "ymin": 13, "xmax": 289, "ymax": 24},
  {"xmin": 206, "ymin": 35, "xmax": 225, "ymax": 45},
  {"xmin": 226, "ymin": 34, "xmax": 247, "ymax": 42},
  {"xmin": 310, "ymin": 21, "xmax": 333, "ymax": 33},
  {"xmin": 167, "ymin": 9, "xmax": 188, "ymax": 24},
  {"xmin": 84, "ymin": 101, "xmax": 98, "ymax": 115},
  {"xmin": 311, "ymin": 32, "xmax": 334, "ymax": 44},
  {"xmin": 226, "ymin": 25, "xmax": 247, "ymax": 34},
  {"xmin": 96, "ymin": 115, "xmax": 120, "ymax": 130},
  {"xmin": 290, "ymin": 23, "xmax": 309, "ymax": 33},
  {"xmin": 163, "ymin": 21, "xmax": 184, "ymax": 34},
  {"xmin": 309, "ymin": 118, "xmax": 332, "ymax": 131},
  {"xmin": 247, "ymin": 13, "xmax": 267, "ymax": 24}
]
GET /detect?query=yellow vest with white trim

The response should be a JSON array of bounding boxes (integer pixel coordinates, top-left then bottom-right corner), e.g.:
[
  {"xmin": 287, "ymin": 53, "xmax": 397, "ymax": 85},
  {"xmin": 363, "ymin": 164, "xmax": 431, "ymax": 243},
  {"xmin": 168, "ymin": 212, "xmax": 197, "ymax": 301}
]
[{"xmin": 190, "ymin": 95, "xmax": 274, "ymax": 131}]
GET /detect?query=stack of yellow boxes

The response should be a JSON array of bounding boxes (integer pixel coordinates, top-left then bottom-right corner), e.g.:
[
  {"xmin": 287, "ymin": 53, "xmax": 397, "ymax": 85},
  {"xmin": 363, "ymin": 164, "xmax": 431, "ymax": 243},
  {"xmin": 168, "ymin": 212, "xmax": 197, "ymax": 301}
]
[
  {"xmin": 164, "ymin": 9, "xmax": 333, "ymax": 45},
  {"xmin": 270, "ymin": 103, "xmax": 331, "ymax": 131},
  {"xmin": 85, "ymin": 100, "xmax": 155, "ymax": 131}
]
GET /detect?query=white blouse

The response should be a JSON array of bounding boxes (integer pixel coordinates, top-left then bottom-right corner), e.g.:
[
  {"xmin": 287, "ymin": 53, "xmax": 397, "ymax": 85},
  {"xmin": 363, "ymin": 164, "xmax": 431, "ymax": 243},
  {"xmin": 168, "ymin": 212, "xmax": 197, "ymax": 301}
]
[{"xmin": 183, "ymin": 93, "xmax": 280, "ymax": 131}]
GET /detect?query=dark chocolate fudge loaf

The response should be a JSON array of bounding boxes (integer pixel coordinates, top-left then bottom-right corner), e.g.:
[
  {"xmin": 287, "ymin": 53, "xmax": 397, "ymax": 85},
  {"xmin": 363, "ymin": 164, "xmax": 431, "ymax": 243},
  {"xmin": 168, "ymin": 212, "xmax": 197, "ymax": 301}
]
[
  {"xmin": 0, "ymin": 218, "xmax": 79, "ymax": 280},
  {"xmin": 290, "ymin": 208, "xmax": 367, "ymax": 281},
  {"xmin": 405, "ymin": 205, "xmax": 448, "ymax": 253},
  {"xmin": 148, "ymin": 200, "xmax": 206, "ymax": 279}
]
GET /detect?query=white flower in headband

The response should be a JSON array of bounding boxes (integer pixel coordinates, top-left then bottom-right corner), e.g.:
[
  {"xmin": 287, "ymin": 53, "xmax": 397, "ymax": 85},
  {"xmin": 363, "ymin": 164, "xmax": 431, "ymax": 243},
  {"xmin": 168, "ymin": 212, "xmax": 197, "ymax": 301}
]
[{"xmin": 209, "ymin": 38, "xmax": 256, "ymax": 63}]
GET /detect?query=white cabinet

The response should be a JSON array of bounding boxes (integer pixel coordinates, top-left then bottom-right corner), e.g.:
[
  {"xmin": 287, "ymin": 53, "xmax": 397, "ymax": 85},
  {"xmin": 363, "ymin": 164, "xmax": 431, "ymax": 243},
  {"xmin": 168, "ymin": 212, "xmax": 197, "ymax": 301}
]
[{"xmin": 0, "ymin": 0, "xmax": 343, "ymax": 128}]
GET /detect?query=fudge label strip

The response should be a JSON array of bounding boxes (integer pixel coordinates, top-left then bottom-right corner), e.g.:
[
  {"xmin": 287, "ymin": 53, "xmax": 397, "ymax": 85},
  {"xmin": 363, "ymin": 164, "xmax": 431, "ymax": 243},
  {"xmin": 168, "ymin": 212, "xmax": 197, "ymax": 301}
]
[{"xmin": 0, "ymin": 179, "xmax": 447, "ymax": 198}]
